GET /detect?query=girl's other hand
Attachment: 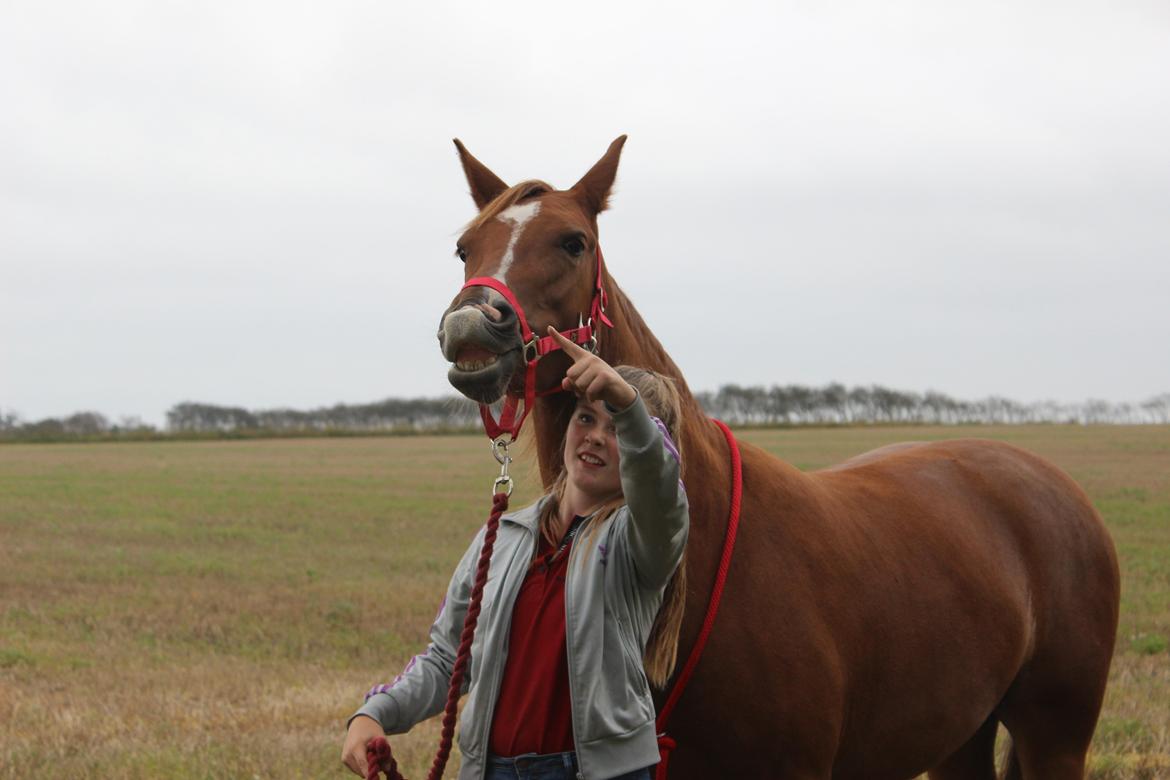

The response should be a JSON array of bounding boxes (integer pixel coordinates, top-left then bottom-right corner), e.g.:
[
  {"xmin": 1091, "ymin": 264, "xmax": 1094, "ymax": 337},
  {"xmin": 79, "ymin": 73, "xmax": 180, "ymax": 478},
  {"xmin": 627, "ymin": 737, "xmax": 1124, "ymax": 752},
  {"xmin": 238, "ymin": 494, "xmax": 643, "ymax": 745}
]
[{"xmin": 341, "ymin": 714, "xmax": 383, "ymax": 777}]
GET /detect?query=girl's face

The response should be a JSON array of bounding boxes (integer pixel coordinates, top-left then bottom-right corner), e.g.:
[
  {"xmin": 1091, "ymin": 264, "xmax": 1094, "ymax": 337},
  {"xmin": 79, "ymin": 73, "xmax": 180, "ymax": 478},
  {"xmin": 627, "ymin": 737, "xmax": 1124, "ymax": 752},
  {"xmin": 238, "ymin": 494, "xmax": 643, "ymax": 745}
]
[{"xmin": 563, "ymin": 399, "xmax": 623, "ymax": 504}]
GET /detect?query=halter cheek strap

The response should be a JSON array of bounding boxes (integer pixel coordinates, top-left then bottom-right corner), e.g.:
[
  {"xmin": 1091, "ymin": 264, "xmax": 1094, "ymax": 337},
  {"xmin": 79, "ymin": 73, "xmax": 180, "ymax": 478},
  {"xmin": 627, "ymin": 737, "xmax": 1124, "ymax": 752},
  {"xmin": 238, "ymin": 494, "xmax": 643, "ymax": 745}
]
[{"xmin": 460, "ymin": 246, "xmax": 612, "ymax": 442}]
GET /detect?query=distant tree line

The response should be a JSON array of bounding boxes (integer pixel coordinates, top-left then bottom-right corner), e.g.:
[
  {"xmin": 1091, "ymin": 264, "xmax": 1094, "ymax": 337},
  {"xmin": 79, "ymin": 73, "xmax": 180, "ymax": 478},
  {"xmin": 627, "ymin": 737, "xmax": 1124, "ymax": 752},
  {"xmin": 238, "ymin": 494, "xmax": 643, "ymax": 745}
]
[
  {"xmin": 0, "ymin": 410, "xmax": 157, "ymax": 440},
  {"xmin": 2, "ymin": 386, "xmax": 1169, "ymax": 442},
  {"xmin": 164, "ymin": 397, "xmax": 480, "ymax": 433},
  {"xmin": 695, "ymin": 385, "xmax": 1170, "ymax": 426},
  {"xmin": 0, "ymin": 397, "xmax": 482, "ymax": 442}
]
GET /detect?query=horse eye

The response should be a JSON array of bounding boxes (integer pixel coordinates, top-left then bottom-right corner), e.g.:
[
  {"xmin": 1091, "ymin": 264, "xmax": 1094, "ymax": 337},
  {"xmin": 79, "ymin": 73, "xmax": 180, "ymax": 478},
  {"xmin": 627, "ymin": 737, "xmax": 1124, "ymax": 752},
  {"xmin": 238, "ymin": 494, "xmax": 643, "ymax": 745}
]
[
  {"xmin": 457, "ymin": 247, "xmax": 468, "ymax": 263},
  {"xmin": 562, "ymin": 237, "xmax": 585, "ymax": 257}
]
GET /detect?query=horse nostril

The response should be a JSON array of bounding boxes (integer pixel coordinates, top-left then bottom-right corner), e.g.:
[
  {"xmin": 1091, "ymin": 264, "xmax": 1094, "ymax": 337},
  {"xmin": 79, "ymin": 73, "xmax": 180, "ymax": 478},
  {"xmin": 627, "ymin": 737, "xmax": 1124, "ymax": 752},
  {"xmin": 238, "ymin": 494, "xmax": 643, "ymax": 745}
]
[
  {"xmin": 478, "ymin": 303, "xmax": 504, "ymax": 323},
  {"xmin": 492, "ymin": 300, "xmax": 516, "ymax": 326},
  {"xmin": 463, "ymin": 301, "xmax": 510, "ymax": 324}
]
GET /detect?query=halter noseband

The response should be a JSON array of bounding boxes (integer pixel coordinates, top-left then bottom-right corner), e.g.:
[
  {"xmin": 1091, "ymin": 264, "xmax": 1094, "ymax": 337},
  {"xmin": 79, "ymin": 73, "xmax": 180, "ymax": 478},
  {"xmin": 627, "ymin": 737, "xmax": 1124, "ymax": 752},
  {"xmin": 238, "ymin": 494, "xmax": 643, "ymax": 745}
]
[{"xmin": 459, "ymin": 246, "xmax": 613, "ymax": 442}]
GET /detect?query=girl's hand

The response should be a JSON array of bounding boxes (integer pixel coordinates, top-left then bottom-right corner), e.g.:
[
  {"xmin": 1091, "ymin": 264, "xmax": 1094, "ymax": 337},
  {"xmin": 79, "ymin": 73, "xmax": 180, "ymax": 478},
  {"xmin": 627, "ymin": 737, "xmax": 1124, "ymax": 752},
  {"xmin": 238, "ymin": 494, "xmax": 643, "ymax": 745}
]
[
  {"xmin": 341, "ymin": 715, "xmax": 383, "ymax": 777},
  {"xmin": 548, "ymin": 326, "xmax": 636, "ymax": 410}
]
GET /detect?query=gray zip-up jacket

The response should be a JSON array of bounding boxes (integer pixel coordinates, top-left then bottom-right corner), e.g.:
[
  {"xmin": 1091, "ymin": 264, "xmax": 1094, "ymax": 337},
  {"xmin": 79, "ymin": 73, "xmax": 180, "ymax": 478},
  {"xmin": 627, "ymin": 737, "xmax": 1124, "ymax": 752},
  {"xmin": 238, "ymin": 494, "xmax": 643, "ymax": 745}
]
[{"xmin": 350, "ymin": 393, "xmax": 689, "ymax": 780}]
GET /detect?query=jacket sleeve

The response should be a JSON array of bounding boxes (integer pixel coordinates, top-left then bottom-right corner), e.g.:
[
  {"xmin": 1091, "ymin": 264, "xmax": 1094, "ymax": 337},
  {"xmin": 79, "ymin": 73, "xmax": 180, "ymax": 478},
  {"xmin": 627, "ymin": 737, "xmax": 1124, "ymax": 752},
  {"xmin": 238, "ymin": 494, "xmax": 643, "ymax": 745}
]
[
  {"xmin": 347, "ymin": 526, "xmax": 482, "ymax": 734},
  {"xmin": 610, "ymin": 391, "xmax": 690, "ymax": 591}
]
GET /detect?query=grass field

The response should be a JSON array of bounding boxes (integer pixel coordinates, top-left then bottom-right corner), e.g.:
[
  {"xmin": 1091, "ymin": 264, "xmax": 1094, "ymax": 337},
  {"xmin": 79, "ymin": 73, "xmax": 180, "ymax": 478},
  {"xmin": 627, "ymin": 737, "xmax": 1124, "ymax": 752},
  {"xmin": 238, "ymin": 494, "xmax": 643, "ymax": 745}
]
[{"xmin": 1, "ymin": 425, "xmax": 1167, "ymax": 778}]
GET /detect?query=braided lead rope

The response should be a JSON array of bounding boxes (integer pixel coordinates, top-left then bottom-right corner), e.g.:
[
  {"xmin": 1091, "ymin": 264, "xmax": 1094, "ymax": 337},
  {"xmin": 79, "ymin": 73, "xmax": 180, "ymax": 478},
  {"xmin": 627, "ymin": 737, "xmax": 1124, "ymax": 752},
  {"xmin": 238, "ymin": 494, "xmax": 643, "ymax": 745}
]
[{"xmin": 366, "ymin": 491, "xmax": 509, "ymax": 780}]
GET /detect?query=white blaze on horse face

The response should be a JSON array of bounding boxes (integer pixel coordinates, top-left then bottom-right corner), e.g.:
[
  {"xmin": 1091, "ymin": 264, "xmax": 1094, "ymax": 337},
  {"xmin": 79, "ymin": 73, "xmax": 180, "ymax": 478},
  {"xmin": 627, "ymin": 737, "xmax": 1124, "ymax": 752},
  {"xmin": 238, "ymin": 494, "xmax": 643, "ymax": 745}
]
[{"xmin": 493, "ymin": 201, "xmax": 541, "ymax": 283}]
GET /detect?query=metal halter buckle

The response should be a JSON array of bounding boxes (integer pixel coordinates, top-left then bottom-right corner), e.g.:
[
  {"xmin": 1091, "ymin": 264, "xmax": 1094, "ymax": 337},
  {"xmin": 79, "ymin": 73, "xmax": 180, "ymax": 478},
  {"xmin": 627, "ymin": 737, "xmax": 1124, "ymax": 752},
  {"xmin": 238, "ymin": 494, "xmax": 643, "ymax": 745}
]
[
  {"xmin": 577, "ymin": 314, "xmax": 597, "ymax": 354},
  {"xmin": 522, "ymin": 338, "xmax": 539, "ymax": 364},
  {"xmin": 580, "ymin": 315, "xmax": 598, "ymax": 354}
]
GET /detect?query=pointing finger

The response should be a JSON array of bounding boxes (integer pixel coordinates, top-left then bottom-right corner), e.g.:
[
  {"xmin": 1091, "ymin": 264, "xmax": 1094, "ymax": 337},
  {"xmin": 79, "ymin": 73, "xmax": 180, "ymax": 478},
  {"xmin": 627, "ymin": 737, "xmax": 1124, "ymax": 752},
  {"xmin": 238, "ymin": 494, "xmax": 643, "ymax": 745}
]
[{"xmin": 547, "ymin": 326, "xmax": 590, "ymax": 359}]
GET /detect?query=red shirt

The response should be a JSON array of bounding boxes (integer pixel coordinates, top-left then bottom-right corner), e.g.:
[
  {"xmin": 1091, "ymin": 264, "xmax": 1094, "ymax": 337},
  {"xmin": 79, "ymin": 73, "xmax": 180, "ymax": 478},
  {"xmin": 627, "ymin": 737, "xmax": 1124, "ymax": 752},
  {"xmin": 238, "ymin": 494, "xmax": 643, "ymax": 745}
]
[{"xmin": 489, "ymin": 519, "xmax": 585, "ymax": 756}]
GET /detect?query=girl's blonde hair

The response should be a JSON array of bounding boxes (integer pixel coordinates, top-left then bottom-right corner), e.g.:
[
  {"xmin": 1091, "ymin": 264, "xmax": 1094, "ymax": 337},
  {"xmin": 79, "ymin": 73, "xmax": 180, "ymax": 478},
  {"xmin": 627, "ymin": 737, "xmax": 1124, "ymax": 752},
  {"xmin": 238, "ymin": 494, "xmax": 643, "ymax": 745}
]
[{"xmin": 537, "ymin": 365, "xmax": 686, "ymax": 689}]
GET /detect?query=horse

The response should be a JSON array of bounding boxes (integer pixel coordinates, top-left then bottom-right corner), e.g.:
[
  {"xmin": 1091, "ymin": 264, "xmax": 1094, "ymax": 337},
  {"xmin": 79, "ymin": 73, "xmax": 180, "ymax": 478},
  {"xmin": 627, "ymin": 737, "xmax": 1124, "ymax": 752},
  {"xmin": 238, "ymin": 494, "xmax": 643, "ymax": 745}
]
[{"xmin": 435, "ymin": 136, "xmax": 1120, "ymax": 779}]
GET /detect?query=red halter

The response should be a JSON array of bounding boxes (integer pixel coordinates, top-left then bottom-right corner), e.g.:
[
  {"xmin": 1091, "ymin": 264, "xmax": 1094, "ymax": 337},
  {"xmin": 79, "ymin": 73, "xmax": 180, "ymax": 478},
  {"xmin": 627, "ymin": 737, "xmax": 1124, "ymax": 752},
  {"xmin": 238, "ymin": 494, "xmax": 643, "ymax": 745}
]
[{"xmin": 460, "ymin": 246, "xmax": 613, "ymax": 441}]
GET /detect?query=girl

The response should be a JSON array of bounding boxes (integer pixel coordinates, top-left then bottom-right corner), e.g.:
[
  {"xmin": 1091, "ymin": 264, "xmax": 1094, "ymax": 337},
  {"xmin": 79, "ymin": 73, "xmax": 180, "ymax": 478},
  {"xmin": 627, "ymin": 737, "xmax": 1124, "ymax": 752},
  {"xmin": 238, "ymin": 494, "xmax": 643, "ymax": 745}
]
[{"xmin": 343, "ymin": 327, "xmax": 688, "ymax": 780}]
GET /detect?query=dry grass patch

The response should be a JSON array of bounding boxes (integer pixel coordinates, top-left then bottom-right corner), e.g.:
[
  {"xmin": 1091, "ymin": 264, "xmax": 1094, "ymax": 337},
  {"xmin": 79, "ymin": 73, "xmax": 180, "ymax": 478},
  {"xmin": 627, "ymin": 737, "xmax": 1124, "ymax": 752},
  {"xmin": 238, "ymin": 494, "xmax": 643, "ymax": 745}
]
[{"xmin": 2, "ymin": 426, "xmax": 1167, "ymax": 777}]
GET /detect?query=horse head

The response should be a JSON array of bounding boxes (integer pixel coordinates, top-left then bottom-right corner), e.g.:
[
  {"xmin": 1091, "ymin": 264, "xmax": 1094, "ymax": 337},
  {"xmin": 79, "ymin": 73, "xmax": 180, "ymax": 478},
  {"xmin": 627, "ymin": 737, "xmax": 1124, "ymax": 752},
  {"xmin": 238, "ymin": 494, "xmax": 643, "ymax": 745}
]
[{"xmin": 438, "ymin": 136, "xmax": 626, "ymax": 405}]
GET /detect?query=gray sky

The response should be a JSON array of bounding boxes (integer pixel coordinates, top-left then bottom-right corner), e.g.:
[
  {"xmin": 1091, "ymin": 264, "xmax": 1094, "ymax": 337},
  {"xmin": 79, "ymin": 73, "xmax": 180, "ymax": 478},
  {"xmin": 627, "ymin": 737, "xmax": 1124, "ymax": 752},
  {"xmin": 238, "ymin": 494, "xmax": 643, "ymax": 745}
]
[{"xmin": 2, "ymin": 1, "xmax": 1168, "ymax": 426}]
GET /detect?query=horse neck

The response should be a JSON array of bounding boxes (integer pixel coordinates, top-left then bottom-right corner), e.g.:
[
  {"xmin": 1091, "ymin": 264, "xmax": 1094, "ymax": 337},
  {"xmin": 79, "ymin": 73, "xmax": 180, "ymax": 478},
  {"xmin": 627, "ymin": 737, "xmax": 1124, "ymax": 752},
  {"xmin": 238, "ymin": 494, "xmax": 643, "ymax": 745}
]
[{"xmin": 532, "ymin": 275, "xmax": 729, "ymax": 504}]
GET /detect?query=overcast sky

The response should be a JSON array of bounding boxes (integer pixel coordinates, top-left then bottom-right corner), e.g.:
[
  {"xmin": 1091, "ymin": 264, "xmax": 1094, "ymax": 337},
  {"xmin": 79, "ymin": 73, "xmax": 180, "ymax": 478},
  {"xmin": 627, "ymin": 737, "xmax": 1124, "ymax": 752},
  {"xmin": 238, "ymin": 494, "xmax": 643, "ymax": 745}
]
[{"xmin": 2, "ymin": 1, "xmax": 1167, "ymax": 426}]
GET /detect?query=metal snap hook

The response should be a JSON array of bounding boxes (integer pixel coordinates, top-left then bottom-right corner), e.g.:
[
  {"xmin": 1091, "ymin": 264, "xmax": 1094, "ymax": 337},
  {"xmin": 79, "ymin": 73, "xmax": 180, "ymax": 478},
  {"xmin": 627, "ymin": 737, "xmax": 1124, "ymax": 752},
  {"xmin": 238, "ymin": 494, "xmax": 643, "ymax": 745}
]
[
  {"xmin": 491, "ymin": 437, "xmax": 514, "ymax": 495},
  {"xmin": 493, "ymin": 474, "xmax": 515, "ymax": 497}
]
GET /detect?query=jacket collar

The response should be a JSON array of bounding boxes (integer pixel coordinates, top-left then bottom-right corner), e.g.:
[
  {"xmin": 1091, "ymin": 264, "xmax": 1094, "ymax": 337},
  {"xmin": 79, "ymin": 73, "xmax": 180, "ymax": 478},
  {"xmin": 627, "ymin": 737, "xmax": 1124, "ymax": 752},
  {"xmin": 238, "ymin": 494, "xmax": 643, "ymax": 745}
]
[{"xmin": 500, "ymin": 494, "xmax": 549, "ymax": 533}]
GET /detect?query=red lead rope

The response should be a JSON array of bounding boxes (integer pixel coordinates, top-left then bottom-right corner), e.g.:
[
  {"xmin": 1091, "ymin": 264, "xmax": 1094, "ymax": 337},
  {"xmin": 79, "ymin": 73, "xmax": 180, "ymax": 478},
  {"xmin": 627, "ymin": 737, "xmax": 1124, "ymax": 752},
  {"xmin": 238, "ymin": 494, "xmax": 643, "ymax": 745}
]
[
  {"xmin": 365, "ymin": 492, "xmax": 509, "ymax": 780},
  {"xmin": 365, "ymin": 422, "xmax": 740, "ymax": 780},
  {"xmin": 654, "ymin": 419, "xmax": 743, "ymax": 779},
  {"xmin": 367, "ymin": 249, "xmax": 740, "ymax": 777}
]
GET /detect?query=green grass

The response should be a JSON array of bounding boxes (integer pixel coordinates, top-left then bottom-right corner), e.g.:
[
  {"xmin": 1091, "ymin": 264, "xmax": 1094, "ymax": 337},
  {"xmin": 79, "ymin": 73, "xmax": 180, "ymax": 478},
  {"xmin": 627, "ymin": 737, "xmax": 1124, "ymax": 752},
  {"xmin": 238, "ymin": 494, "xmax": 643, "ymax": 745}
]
[{"xmin": 1, "ymin": 426, "xmax": 1168, "ymax": 778}]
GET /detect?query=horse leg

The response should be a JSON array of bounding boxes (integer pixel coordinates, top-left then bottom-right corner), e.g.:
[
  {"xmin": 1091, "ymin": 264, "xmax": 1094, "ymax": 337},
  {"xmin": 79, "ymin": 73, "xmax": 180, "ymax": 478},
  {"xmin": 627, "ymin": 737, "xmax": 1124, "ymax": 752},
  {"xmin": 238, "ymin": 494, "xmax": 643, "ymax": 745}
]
[
  {"xmin": 993, "ymin": 661, "xmax": 1107, "ymax": 779},
  {"xmin": 996, "ymin": 730, "xmax": 1089, "ymax": 779},
  {"xmin": 926, "ymin": 716, "xmax": 998, "ymax": 780}
]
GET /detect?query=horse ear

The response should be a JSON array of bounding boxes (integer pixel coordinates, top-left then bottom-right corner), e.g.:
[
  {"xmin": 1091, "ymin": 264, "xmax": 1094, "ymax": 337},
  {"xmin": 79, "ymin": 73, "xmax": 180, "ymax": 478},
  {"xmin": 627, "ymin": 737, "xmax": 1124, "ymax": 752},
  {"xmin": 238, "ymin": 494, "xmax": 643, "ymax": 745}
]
[
  {"xmin": 453, "ymin": 139, "xmax": 509, "ymax": 211},
  {"xmin": 570, "ymin": 135, "xmax": 627, "ymax": 216}
]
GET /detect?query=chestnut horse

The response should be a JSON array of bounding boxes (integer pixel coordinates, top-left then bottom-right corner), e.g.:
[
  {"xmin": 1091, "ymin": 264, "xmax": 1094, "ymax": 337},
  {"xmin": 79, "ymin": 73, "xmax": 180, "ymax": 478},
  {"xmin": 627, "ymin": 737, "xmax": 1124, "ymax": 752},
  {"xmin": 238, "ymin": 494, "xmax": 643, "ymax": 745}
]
[{"xmin": 436, "ymin": 136, "xmax": 1119, "ymax": 779}]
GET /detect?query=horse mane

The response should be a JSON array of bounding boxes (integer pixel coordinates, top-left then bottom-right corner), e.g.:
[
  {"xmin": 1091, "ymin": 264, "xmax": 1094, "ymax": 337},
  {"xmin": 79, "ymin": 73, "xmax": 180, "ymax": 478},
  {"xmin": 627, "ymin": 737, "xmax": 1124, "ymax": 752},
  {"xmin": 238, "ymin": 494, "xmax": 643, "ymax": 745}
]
[{"xmin": 462, "ymin": 180, "xmax": 554, "ymax": 234}]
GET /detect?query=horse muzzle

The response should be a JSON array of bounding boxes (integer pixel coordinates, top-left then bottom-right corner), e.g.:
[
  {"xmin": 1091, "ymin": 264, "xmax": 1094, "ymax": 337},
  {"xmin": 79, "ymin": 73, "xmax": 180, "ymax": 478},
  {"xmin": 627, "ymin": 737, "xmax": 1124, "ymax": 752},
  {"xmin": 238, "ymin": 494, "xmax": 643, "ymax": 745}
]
[{"xmin": 439, "ymin": 305, "xmax": 524, "ymax": 404}]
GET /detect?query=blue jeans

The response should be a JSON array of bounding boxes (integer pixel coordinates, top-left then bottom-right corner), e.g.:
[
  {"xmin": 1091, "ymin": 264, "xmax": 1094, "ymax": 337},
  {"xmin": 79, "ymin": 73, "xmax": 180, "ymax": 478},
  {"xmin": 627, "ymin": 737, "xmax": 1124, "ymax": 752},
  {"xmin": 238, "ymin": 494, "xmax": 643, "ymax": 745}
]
[{"xmin": 485, "ymin": 751, "xmax": 653, "ymax": 780}]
